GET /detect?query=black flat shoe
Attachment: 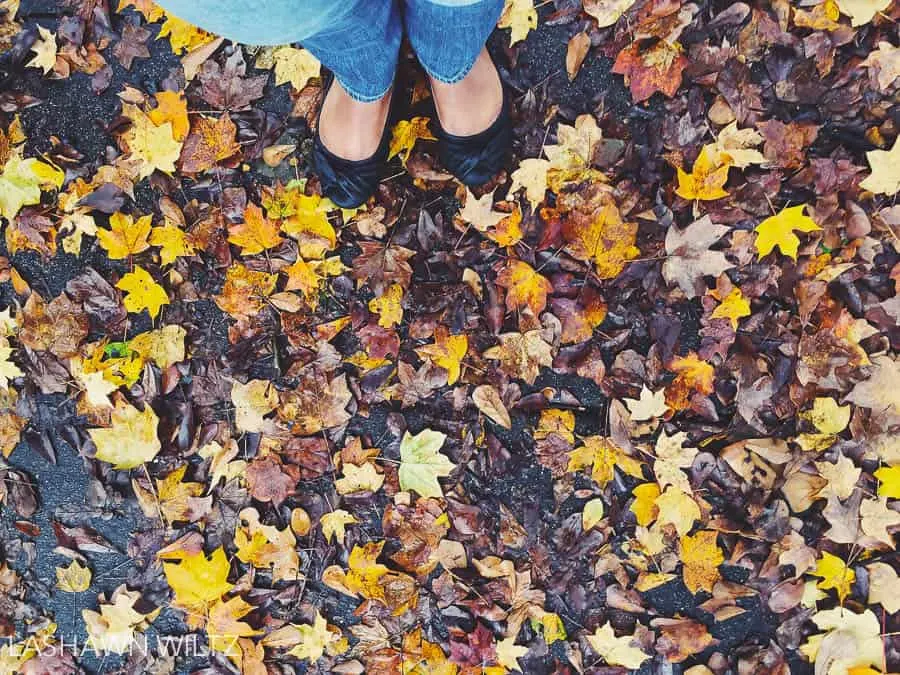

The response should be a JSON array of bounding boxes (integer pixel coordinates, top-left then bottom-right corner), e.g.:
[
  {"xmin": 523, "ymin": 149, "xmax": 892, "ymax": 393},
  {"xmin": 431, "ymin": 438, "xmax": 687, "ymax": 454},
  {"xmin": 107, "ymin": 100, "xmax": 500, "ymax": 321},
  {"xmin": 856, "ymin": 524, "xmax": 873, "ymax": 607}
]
[
  {"xmin": 435, "ymin": 80, "xmax": 512, "ymax": 187},
  {"xmin": 312, "ymin": 73, "xmax": 394, "ymax": 209}
]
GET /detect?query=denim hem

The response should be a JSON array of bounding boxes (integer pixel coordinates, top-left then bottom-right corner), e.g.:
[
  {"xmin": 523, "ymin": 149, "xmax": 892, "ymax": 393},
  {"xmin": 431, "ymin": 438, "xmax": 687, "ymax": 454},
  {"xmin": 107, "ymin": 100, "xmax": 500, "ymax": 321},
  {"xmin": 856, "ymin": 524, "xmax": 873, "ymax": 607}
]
[
  {"xmin": 419, "ymin": 57, "xmax": 478, "ymax": 86},
  {"xmin": 336, "ymin": 76, "xmax": 393, "ymax": 103}
]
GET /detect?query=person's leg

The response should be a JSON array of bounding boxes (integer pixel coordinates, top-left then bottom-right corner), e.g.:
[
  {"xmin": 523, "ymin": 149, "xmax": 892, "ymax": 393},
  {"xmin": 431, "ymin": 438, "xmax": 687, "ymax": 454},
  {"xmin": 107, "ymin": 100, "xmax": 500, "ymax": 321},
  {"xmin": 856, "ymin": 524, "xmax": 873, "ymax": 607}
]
[
  {"xmin": 154, "ymin": 0, "xmax": 401, "ymax": 160},
  {"xmin": 404, "ymin": 0, "xmax": 505, "ymax": 137}
]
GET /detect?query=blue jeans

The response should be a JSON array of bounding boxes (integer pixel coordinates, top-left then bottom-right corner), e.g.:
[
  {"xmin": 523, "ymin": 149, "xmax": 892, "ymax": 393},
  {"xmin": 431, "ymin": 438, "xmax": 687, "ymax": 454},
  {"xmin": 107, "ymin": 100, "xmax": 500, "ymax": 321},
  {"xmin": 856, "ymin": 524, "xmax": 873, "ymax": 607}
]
[{"xmin": 154, "ymin": 0, "xmax": 505, "ymax": 102}]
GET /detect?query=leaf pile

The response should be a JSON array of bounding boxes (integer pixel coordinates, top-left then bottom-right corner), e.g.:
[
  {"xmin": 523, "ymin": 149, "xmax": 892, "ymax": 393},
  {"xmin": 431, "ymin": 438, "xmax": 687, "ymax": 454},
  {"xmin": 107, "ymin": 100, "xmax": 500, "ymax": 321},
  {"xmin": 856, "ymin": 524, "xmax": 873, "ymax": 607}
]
[{"xmin": 0, "ymin": 0, "xmax": 898, "ymax": 673}]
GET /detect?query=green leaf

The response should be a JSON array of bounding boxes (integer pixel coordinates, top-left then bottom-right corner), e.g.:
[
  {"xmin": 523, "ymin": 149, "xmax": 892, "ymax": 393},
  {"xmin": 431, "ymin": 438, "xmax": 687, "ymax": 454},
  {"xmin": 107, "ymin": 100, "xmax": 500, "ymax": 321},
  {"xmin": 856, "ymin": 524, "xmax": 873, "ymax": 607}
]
[{"xmin": 398, "ymin": 428, "xmax": 455, "ymax": 498}]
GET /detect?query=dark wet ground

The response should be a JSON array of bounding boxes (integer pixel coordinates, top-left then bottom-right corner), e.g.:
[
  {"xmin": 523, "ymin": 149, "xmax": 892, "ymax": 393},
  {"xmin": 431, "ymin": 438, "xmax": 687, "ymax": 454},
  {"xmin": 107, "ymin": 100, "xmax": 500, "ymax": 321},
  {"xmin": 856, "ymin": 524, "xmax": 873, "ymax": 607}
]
[{"xmin": 0, "ymin": 3, "xmax": 759, "ymax": 674}]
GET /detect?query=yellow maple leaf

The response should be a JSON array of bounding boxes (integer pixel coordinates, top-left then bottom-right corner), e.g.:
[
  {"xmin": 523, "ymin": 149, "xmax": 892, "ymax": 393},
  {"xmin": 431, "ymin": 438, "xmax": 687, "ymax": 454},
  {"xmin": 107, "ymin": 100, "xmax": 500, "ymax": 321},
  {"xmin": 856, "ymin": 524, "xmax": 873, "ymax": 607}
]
[
  {"xmin": 874, "ymin": 465, "xmax": 900, "ymax": 499},
  {"xmin": 272, "ymin": 46, "xmax": 320, "ymax": 90},
  {"xmin": 118, "ymin": 0, "xmax": 165, "ymax": 22},
  {"xmin": 389, "ymin": 117, "xmax": 436, "ymax": 163},
  {"xmin": 121, "ymin": 106, "xmax": 182, "ymax": 179},
  {"xmin": 0, "ymin": 151, "xmax": 65, "ymax": 221},
  {"xmin": 368, "ymin": 283, "xmax": 404, "ymax": 328},
  {"xmin": 675, "ymin": 145, "xmax": 729, "ymax": 201},
  {"xmin": 630, "ymin": 482, "xmax": 660, "ymax": 526},
  {"xmin": 83, "ymin": 586, "xmax": 155, "ymax": 654},
  {"xmin": 498, "ymin": 0, "xmax": 538, "ymax": 45},
  {"xmin": 147, "ymin": 90, "xmax": 189, "ymax": 141},
  {"xmin": 835, "ymin": 0, "xmax": 891, "ymax": 26},
  {"xmin": 235, "ymin": 507, "xmax": 300, "ymax": 582},
  {"xmin": 483, "ymin": 329, "xmax": 553, "ymax": 385},
  {"xmin": 263, "ymin": 611, "xmax": 338, "ymax": 662},
  {"xmin": 710, "ymin": 287, "xmax": 751, "ymax": 329},
  {"xmin": 495, "ymin": 259, "xmax": 552, "ymax": 316},
  {"xmin": 344, "ymin": 541, "xmax": 390, "ymax": 600},
  {"xmin": 206, "ymin": 596, "xmax": 261, "ymax": 654},
  {"xmin": 215, "ymin": 263, "xmax": 278, "ymax": 319},
  {"xmin": 654, "ymin": 486, "xmax": 700, "ymax": 536},
  {"xmin": 0, "ymin": 337, "xmax": 23, "ymax": 390},
  {"xmin": 116, "ymin": 266, "xmax": 169, "ymax": 318},
  {"xmin": 859, "ymin": 137, "xmax": 900, "ymax": 195},
  {"xmin": 415, "ymin": 326, "xmax": 468, "ymax": 385},
  {"xmin": 754, "ymin": 204, "xmax": 821, "ymax": 260},
  {"xmin": 161, "ymin": 546, "xmax": 233, "ymax": 627},
  {"xmin": 665, "ymin": 352, "xmax": 715, "ymax": 411},
  {"xmin": 567, "ymin": 436, "xmax": 644, "ymax": 486},
  {"xmin": 587, "ymin": 622, "xmax": 650, "ymax": 669},
  {"xmin": 128, "ymin": 324, "xmax": 185, "ymax": 368},
  {"xmin": 228, "ymin": 203, "xmax": 284, "ymax": 255},
  {"xmin": 279, "ymin": 194, "xmax": 337, "ymax": 259},
  {"xmin": 56, "ymin": 560, "xmax": 91, "ymax": 593},
  {"xmin": 147, "ymin": 464, "xmax": 206, "ymax": 523},
  {"xmin": 335, "ymin": 462, "xmax": 384, "ymax": 495},
  {"xmin": 320, "ymin": 509, "xmax": 358, "ymax": 544},
  {"xmin": 562, "ymin": 190, "xmax": 639, "ymax": 278},
  {"xmin": 679, "ymin": 530, "xmax": 723, "ymax": 593},
  {"xmin": 97, "ymin": 212, "xmax": 153, "ymax": 259},
  {"xmin": 89, "ymin": 399, "xmax": 160, "ymax": 469},
  {"xmin": 149, "ymin": 222, "xmax": 195, "ymax": 265},
  {"xmin": 811, "ymin": 551, "xmax": 855, "ymax": 601},
  {"xmin": 157, "ymin": 12, "xmax": 214, "ymax": 54}
]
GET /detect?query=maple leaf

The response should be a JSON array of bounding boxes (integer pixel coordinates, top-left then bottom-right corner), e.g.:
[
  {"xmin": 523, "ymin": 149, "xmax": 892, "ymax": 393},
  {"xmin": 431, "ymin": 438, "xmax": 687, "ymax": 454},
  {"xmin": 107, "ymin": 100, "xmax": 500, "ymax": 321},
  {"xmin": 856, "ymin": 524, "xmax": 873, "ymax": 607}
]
[
  {"xmin": 118, "ymin": 0, "xmax": 164, "ymax": 22},
  {"xmin": 754, "ymin": 205, "xmax": 821, "ymax": 260},
  {"xmin": 120, "ymin": 106, "xmax": 182, "ymax": 179},
  {"xmin": 138, "ymin": 464, "xmax": 209, "ymax": 524},
  {"xmin": 568, "ymin": 436, "xmax": 644, "ymax": 486},
  {"xmin": 272, "ymin": 46, "xmax": 320, "ymax": 90},
  {"xmin": 845, "ymin": 354, "xmax": 900, "ymax": 419},
  {"xmin": 612, "ymin": 39, "xmax": 688, "ymax": 102},
  {"xmin": 654, "ymin": 486, "xmax": 700, "ymax": 536},
  {"xmin": 278, "ymin": 371, "xmax": 353, "ymax": 435},
  {"xmin": 400, "ymin": 627, "xmax": 456, "ymax": 675},
  {"xmin": 675, "ymin": 145, "xmax": 729, "ymax": 201},
  {"xmin": 368, "ymin": 283, "xmax": 404, "ymax": 328},
  {"xmin": 711, "ymin": 287, "xmax": 751, "ymax": 329},
  {"xmin": 630, "ymin": 482, "xmax": 660, "ymax": 526},
  {"xmin": 97, "ymin": 211, "xmax": 152, "ymax": 259},
  {"xmin": 498, "ymin": 0, "xmax": 537, "ymax": 45},
  {"xmin": 228, "ymin": 203, "xmax": 283, "ymax": 255},
  {"xmin": 199, "ymin": 49, "xmax": 268, "ymax": 110},
  {"xmin": 859, "ymin": 496, "xmax": 900, "ymax": 546},
  {"xmin": 483, "ymin": 330, "xmax": 553, "ymax": 385},
  {"xmin": 335, "ymin": 462, "xmax": 384, "ymax": 495},
  {"xmin": 389, "ymin": 117, "xmax": 436, "ymax": 163},
  {"xmin": 665, "ymin": 352, "xmax": 715, "ymax": 411},
  {"xmin": 587, "ymin": 622, "xmax": 650, "ymax": 669},
  {"xmin": 710, "ymin": 121, "xmax": 765, "ymax": 168},
  {"xmin": 496, "ymin": 637, "xmax": 528, "ymax": 672},
  {"xmin": 215, "ymin": 263, "xmax": 278, "ymax": 319},
  {"xmin": 679, "ymin": 530, "xmax": 723, "ymax": 593},
  {"xmin": 415, "ymin": 326, "xmax": 468, "ymax": 385},
  {"xmin": 399, "ymin": 428, "xmax": 455, "ymax": 498},
  {"xmin": 263, "ymin": 611, "xmax": 338, "ymax": 662},
  {"xmin": 83, "ymin": 586, "xmax": 155, "ymax": 654},
  {"xmin": 235, "ymin": 507, "xmax": 300, "ymax": 582},
  {"xmin": 27, "ymin": 25, "xmax": 56, "ymax": 74},
  {"xmin": 662, "ymin": 215, "xmax": 733, "ymax": 298},
  {"xmin": 320, "ymin": 509, "xmax": 358, "ymax": 544},
  {"xmin": 206, "ymin": 596, "xmax": 261, "ymax": 654},
  {"xmin": 157, "ymin": 12, "xmax": 214, "ymax": 54},
  {"xmin": 867, "ymin": 562, "xmax": 900, "ymax": 614},
  {"xmin": 472, "ymin": 384, "xmax": 512, "ymax": 429},
  {"xmin": 509, "ymin": 158, "xmax": 550, "ymax": 210},
  {"xmin": 116, "ymin": 266, "xmax": 169, "ymax": 318},
  {"xmin": 583, "ymin": 0, "xmax": 636, "ymax": 27},
  {"xmin": 835, "ymin": 0, "xmax": 891, "ymax": 26},
  {"xmin": 458, "ymin": 188, "xmax": 507, "ymax": 230},
  {"xmin": 800, "ymin": 608, "xmax": 883, "ymax": 675},
  {"xmin": 495, "ymin": 259, "xmax": 552, "ymax": 316},
  {"xmin": 231, "ymin": 379, "xmax": 278, "ymax": 433},
  {"xmin": 128, "ymin": 324, "xmax": 186, "ymax": 369},
  {"xmin": 0, "ymin": 338, "xmax": 22, "ymax": 390},
  {"xmin": 560, "ymin": 188, "xmax": 639, "ymax": 278},
  {"xmin": 815, "ymin": 453, "xmax": 860, "ymax": 501},
  {"xmin": 89, "ymin": 399, "xmax": 160, "ymax": 469},
  {"xmin": 179, "ymin": 113, "xmax": 241, "ymax": 174},
  {"xmin": 860, "ymin": 137, "xmax": 900, "ymax": 195},
  {"xmin": 18, "ymin": 292, "xmax": 89, "ymax": 359},
  {"xmin": 161, "ymin": 547, "xmax": 233, "ymax": 627},
  {"xmin": 812, "ymin": 551, "xmax": 855, "ymax": 602},
  {"xmin": 0, "ymin": 151, "xmax": 64, "ymax": 221},
  {"xmin": 653, "ymin": 430, "xmax": 697, "ymax": 493},
  {"xmin": 861, "ymin": 41, "xmax": 900, "ymax": 91},
  {"xmin": 351, "ymin": 241, "xmax": 415, "ymax": 295},
  {"xmin": 624, "ymin": 386, "xmax": 668, "ymax": 421},
  {"xmin": 56, "ymin": 560, "xmax": 91, "ymax": 593},
  {"xmin": 149, "ymin": 222, "xmax": 195, "ymax": 265},
  {"xmin": 874, "ymin": 465, "xmax": 900, "ymax": 499}
]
